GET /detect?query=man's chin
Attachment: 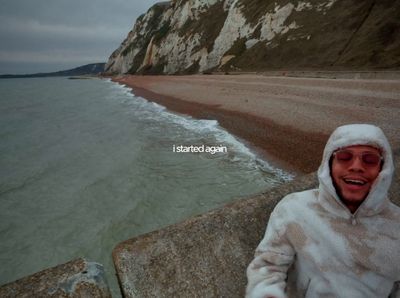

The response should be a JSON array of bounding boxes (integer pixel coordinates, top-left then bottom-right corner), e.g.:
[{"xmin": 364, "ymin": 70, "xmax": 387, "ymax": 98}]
[{"xmin": 340, "ymin": 193, "xmax": 368, "ymax": 209}]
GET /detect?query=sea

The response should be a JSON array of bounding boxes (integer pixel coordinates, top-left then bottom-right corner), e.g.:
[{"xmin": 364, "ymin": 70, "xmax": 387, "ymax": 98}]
[{"xmin": 0, "ymin": 77, "xmax": 293, "ymax": 296}]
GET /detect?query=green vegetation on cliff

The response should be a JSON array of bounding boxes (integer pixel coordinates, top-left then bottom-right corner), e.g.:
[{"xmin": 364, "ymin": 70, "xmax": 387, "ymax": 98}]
[{"xmin": 106, "ymin": 0, "xmax": 400, "ymax": 75}]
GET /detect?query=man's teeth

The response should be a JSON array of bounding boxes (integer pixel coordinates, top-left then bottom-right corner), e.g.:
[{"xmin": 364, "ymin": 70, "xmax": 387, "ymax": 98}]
[{"xmin": 344, "ymin": 179, "xmax": 366, "ymax": 185}]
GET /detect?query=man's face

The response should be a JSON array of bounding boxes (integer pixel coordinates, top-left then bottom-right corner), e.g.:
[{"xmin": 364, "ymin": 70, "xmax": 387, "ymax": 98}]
[{"xmin": 331, "ymin": 145, "xmax": 382, "ymax": 212}]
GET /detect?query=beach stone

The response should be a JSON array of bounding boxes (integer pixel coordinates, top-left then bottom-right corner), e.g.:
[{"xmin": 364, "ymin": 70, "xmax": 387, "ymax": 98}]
[
  {"xmin": 113, "ymin": 153, "xmax": 399, "ymax": 297},
  {"xmin": 0, "ymin": 258, "xmax": 112, "ymax": 298}
]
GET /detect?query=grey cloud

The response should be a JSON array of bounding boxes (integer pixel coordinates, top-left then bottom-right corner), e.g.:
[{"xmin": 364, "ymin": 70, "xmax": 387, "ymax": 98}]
[{"xmin": 0, "ymin": 0, "xmax": 160, "ymax": 74}]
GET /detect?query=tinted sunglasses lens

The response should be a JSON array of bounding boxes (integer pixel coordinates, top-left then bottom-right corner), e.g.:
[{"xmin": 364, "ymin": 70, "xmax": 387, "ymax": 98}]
[
  {"xmin": 362, "ymin": 153, "xmax": 381, "ymax": 165},
  {"xmin": 335, "ymin": 151, "xmax": 353, "ymax": 161},
  {"xmin": 335, "ymin": 150, "xmax": 381, "ymax": 166}
]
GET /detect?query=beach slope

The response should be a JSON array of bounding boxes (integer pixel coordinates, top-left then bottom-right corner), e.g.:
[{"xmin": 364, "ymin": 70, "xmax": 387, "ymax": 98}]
[{"xmin": 113, "ymin": 74, "xmax": 400, "ymax": 173}]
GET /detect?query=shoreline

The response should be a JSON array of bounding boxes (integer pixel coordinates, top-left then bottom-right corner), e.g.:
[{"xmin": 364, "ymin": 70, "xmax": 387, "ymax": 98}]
[
  {"xmin": 111, "ymin": 76, "xmax": 329, "ymax": 174},
  {"xmin": 109, "ymin": 74, "xmax": 399, "ymax": 175}
]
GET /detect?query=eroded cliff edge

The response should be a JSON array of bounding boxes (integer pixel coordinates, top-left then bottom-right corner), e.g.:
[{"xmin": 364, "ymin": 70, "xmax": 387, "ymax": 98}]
[{"xmin": 105, "ymin": 0, "xmax": 400, "ymax": 75}]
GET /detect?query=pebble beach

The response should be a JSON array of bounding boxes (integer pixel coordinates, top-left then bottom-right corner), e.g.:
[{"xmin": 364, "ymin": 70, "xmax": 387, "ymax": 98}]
[{"xmin": 113, "ymin": 74, "xmax": 400, "ymax": 174}]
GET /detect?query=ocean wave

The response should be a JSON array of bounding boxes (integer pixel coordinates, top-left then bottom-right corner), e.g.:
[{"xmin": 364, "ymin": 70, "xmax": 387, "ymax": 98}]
[{"xmin": 108, "ymin": 80, "xmax": 293, "ymax": 182}]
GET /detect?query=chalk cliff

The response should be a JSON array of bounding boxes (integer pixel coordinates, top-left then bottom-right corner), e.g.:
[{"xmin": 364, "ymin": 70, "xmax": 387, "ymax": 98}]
[{"xmin": 105, "ymin": 0, "xmax": 400, "ymax": 75}]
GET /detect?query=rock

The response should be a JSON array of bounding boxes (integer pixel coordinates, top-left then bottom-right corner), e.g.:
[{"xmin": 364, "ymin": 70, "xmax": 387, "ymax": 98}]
[{"xmin": 0, "ymin": 258, "xmax": 112, "ymax": 298}]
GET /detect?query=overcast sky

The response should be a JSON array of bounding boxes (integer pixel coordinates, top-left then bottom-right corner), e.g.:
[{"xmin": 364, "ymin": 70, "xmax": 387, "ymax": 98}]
[{"xmin": 0, "ymin": 0, "xmax": 161, "ymax": 74}]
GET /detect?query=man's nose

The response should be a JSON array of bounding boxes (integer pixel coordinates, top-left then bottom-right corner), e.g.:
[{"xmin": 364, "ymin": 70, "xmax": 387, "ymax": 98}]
[{"xmin": 348, "ymin": 155, "xmax": 365, "ymax": 171}]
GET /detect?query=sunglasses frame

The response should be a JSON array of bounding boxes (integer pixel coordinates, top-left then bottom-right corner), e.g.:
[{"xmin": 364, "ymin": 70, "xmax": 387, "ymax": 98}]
[{"xmin": 333, "ymin": 149, "xmax": 383, "ymax": 167}]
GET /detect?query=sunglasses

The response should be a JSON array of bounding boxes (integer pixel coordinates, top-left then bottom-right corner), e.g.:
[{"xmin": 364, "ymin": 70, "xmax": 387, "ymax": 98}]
[{"xmin": 333, "ymin": 150, "xmax": 383, "ymax": 166}]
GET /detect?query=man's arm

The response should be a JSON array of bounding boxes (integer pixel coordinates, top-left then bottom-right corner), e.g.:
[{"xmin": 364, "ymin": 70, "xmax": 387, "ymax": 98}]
[{"xmin": 246, "ymin": 203, "xmax": 295, "ymax": 298}]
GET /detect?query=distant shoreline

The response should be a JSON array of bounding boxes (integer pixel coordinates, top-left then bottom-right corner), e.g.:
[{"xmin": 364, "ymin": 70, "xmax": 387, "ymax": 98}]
[
  {"xmin": 0, "ymin": 63, "xmax": 105, "ymax": 79},
  {"xmin": 111, "ymin": 74, "xmax": 400, "ymax": 174}
]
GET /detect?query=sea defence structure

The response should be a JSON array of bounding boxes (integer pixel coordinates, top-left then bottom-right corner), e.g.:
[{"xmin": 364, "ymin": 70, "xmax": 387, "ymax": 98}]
[
  {"xmin": 0, "ymin": 259, "xmax": 111, "ymax": 297},
  {"xmin": 1, "ymin": 152, "xmax": 399, "ymax": 297},
  {"xmin": 112, "ymin": 172, "xmax": 318, "ymax": 297},
  {"xmin": 112, "ymin": 154, "xmax": 400, "ymax": 297}
]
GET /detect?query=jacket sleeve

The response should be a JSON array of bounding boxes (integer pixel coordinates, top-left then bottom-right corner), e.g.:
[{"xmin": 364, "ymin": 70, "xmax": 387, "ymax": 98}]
[{"xmin": 246, "ymin": 201, "xmax": 295, "ymax": 298}]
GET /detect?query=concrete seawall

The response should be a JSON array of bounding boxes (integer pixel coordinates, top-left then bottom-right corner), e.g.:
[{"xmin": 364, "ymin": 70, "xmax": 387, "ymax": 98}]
[
  {"xmin": 1, "ymin": 152, "xmax": 398, "ymax": 297},
  {"xmin": 0, "ymin": 258, "xmax": 111, "ymax": 297},
  {"xmin": 112, "ymin": 151, "xmax": 399, "ymax": 297},
  {"xmin": 112, "ymin": 172, "xmax": 318, "ymax": 297}
]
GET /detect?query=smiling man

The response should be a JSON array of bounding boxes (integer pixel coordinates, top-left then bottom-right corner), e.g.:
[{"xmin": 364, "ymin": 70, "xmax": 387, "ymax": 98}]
[
  {"xmin": 331, "ymin": 145, "xmax": 383, "ymax": 213},
  {"xmin": 246, "ymin": 124, "xmax": 400, "ymax": 298}
]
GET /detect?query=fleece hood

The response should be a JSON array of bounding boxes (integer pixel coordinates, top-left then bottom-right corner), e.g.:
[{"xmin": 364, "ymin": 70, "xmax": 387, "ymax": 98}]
[{"xmin": 317, "ymin": 124, "xmax": 394, "ymax": 217}]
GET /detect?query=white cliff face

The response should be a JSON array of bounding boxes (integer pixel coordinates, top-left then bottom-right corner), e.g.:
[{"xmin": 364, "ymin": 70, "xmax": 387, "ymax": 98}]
[
  {"xmin": 150, "ymin": 31, "xmax": 203, "ymax": 74},
  {"xmin": 260, "ymin": 3, "xmax": 298, "ymax": 42},
  {"xmin": 148, "ymin": 0, "xmax": 224, "ymax": 74},
  {"xmin": 106, "ymin": 0, "xmax": 339, "ymax": 74},
  {"xmin": 105, "ymin": 3, "xmax": 172, "ymax": 74},
  {"xmin": 172, "ymin": 0, "xmax": 219, "ymax": 27},
  {"xmin": 201, "ymin": 0, "xmax": 303, "ymax": 71},
  {"xmin": 203, "ymin": 0, "xmax": 251, "ymax": 71}
]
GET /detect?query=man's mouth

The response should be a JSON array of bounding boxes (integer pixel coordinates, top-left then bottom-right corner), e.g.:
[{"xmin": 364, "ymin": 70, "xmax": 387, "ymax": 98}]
[{"xmin": 343, "ymin": 178, "xmax": 367, "ymax": 186}]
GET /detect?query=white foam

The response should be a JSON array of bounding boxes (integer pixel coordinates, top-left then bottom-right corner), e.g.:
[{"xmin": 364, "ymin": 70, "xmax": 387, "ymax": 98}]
[
  {"xmin": 105, "ymin": 80, "xmax": 134, "ymax": 98},
  {"xmin": 107, "ymin": 81, "xmax": 294, "ymax": 181},
  {"xmin": 150, "ymin": 101, "xmax": 167, "ymax": 111}
]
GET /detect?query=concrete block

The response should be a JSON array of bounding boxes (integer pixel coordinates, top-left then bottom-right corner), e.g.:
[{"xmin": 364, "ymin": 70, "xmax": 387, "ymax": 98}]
[
  {"xmin": 0, "ymin": 258, "xmax": 112, "ymax": 298},
  {"xmin": 113, "ymin": 173, "xmax": 318, "ymax": 297},
  {"xmin": 113, "ymin": 151, "xmax": 399, "ymax": 297}
]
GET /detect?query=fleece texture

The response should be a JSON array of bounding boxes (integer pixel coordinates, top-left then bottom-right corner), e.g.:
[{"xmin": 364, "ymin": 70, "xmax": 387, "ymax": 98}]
[{"xmin": 246, "ymin": 124, "xmax": 400, "ymax": 298}]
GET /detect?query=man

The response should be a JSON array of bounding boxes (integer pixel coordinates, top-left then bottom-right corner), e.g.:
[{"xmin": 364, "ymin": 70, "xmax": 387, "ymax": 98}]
[{"xmin": 246, "ymin": 124, "xmax": 400, "ymax": 297}]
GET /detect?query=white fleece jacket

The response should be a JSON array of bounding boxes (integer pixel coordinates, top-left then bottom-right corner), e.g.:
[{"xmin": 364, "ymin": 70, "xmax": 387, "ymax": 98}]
[{"xmin": 246, "ymin": 124, "xmax": 400, "ymax": 298}]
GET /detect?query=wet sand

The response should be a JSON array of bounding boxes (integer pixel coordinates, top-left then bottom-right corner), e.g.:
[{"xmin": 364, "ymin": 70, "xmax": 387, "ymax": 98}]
[{"xmin": 112, "ymin": 74, "xmax": 400, "ymax": 174}]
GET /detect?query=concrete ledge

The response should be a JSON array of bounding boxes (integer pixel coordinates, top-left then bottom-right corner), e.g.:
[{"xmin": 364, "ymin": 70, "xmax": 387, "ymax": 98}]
[
  {"xmin": 2, "ymin": 155, "xmax": 397, "ymax": 297},
  {"xmin": 113, "ymin": 152, "xmax": 399, "ymax": 298},
  {"xmin": 0, "ymin": 258, "xmax": 111, "ymax": 298},
  {"xmin": 112, "ymin": 173, "xmax": 318, "ymax": 297}
]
